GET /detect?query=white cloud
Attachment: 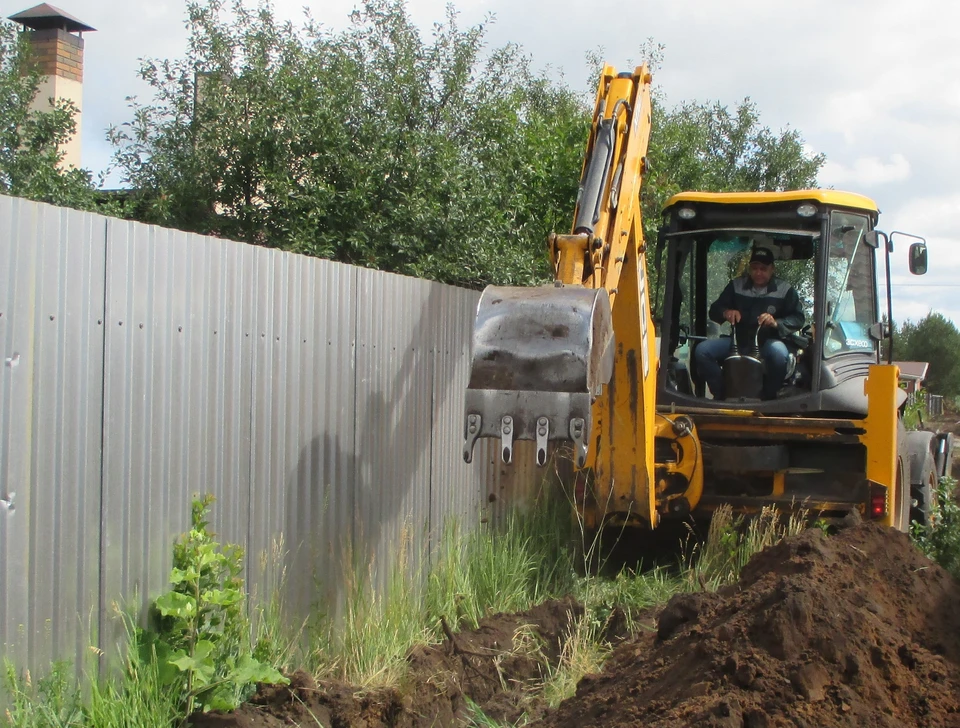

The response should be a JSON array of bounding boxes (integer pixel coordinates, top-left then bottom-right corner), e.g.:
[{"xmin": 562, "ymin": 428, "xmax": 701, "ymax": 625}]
[
  {"xmin": 28, "ymin": 0, "xmax": 960, "ymax": 324},
  {"xmin": 892, "ymin": 195, "xmax": 960, "ymax": 240},
  {"xmin": 820, "ymin": 154, "xmax": 911, "ymax": 187}
]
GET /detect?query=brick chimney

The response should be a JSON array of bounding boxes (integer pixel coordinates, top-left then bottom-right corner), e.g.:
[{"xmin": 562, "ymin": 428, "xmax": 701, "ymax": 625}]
[{"xmin": 8, "ymin": 4, "xmax": 95, "ymax": 169}]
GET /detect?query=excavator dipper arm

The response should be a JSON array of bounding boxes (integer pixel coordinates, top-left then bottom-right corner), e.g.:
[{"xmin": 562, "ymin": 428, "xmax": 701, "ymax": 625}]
[{"xmin": 462, "ymin": 65, "xmax": 659, "ymax": 526}]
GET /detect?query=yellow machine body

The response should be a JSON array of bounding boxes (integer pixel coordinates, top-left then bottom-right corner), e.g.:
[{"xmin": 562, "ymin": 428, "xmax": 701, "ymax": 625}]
[{"xmin": 463, "ymin": 65, "xmax": 933, "ymax": 534}]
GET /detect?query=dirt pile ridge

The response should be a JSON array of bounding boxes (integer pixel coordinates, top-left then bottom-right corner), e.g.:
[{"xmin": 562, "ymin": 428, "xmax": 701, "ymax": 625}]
[
  {"xmin": 535, "ymin": 523, "xmax": 960, "ymax": 728},
  {"xmin": 188, "ymin": 597, "xmax": 589, "ymax": 728}
]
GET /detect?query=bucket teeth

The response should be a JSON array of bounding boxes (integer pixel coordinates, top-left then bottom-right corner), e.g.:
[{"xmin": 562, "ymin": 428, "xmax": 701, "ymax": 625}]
[
  {"xmin": 500, "ymin": 416, "xmax": 514, "ymax": 464},
  {"xmin": 569, "ymin": 417, "xmax": 587, "ymax": 468},
  {"xmin": 462, "ymin": 413, "xmax": 481, "ymax": 464},
  {"xmin": 536, "ymin": 417, "xmax": 550, "ymax": 467},
  {"xmin": 462, "ymin": 411, "xmax": 589, "ymax": 468}
]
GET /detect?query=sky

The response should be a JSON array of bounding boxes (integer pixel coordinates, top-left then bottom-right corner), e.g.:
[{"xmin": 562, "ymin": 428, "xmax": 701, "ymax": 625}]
[{"xmin": 8, "ymin": 0, "xmax": 959, "ymax": 326}]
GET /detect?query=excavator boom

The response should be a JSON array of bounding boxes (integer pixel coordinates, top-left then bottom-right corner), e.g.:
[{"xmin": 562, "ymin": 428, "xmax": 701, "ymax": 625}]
[{"xmin": 462, "ymin": 65, "xmax": 659, "ymax": 526}]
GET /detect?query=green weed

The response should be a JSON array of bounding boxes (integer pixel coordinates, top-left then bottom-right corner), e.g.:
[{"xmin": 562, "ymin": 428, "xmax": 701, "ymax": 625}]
[
  {"xmin": 2, "ymin": 661, "xmax": 82, "ymax": 727},
  {"xmin": 137, "ymin": 494, "xmax": 286, "ymax": 717},
  {"xmin": 912, "ymin": 476, "xmax": 960, "ymax": 578},
  {"xmin": 83, "ymin": 635, "xmax": 180, "ymax": 728}
]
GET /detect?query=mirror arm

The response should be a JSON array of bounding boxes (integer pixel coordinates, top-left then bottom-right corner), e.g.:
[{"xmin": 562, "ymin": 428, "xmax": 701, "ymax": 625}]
[
  {"xmin": 875, "ymin": 231, "xmax": 893, "ymax": 364},
  {"xmin": 885, "ymin": 236, "xmax": 894, "ymax": 364}
]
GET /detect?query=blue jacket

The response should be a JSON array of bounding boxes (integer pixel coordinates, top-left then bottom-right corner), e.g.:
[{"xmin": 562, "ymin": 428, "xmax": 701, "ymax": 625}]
[{"xmin": 709, "ymin": 276, "xmax": 805, "ymax": 348}]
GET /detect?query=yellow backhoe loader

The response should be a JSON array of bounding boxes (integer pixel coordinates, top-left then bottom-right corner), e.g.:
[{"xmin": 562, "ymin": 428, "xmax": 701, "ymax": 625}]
[{"xmin": 462, "ymin": 64, "xmax": 950, "ymax": 534}]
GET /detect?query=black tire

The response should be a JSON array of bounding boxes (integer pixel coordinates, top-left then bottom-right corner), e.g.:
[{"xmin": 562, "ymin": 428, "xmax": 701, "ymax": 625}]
[{"xmin": 911, "ymin": 449, "xmax": 938, "ymax": 527}]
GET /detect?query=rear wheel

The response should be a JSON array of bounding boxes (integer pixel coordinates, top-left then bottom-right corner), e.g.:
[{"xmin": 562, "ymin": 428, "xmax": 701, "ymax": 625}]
[{"xmin": 911, "ymin": 449, "xmax": 938, "ymax": 527}]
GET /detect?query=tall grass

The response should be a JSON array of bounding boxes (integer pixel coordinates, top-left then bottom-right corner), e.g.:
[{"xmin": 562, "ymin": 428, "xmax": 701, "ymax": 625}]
[
  {"xmin": 3, "ymin": 661, "xmax": 83, "ymax": 727},
  {"xmin": 307, "ymin": 525, "xmax": 429, "ymax": 688},
  {"xmin": 684, "ymin": 504, "xmax": 807, "ymax": 589},
  {"xmin": 308, "ymin": 492, "xmax": 578, "ymax": 688},
  {"xmin": 426, "ymin": 493, "xmax": 577, "ymax": 631},
  {"xmin": 83, "ymin": 648, "xmax": 180, "ymax": 728},
  {"xmin": 3, "ymin": 644, "xmax": 179, "ymax": 728},
  {"xmin": 251, "ymin": 536, "xmax": 308, "ymax": 675}
]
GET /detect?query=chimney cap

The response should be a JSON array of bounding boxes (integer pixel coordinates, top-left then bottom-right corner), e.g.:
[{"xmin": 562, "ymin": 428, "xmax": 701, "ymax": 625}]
[{"xmin": 8, "ymin": 4, "xmax": 95, "ymax": 33}]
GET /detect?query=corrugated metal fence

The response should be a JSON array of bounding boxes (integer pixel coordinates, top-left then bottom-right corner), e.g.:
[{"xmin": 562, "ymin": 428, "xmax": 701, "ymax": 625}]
[{"xmin": 0, "ymin": 195, "xmax": 547, "ymax": 676}]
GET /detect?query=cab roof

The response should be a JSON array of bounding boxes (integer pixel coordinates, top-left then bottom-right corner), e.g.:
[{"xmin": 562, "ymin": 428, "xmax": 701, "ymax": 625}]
[{"xmin": 663, "ymin": 189, "xmax": 879, "ymax": 213}]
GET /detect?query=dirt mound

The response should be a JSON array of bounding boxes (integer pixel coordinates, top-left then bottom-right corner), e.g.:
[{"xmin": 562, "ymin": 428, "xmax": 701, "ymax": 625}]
[
  {"xmin": 189, "ymin": 597, "xmax": 589, "ymax": 728},
  {"xmin": 535, "ymin": 524, "xmax": 960, "ymax": 728}
]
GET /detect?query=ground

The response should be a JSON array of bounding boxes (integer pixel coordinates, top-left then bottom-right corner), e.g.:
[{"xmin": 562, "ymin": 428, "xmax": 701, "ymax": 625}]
[{"xmin": 189, "ymin": 520, "xmax": 960, "ymax": 728}]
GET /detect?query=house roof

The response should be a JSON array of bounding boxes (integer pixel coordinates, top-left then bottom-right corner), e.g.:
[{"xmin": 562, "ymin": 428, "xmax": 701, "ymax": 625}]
[
  {"xmin": 895, "ymin": 361, "xmax": 929, "ymax": 380},
  {"xmin": 8, "ymin": 4, "xmax": 95, "ymax": 33}
]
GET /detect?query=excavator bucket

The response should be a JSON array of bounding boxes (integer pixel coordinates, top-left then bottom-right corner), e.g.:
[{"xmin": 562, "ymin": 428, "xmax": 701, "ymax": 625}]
[{"xmin": 462, "ymin": 285, "xmax": 614, "ymax": 468}]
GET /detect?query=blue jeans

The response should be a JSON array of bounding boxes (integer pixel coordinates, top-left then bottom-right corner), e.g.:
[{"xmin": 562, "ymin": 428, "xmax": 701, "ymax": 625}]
[{"xmin": 694, "ymin": 337, "xmax": 790, "ymax": 400}]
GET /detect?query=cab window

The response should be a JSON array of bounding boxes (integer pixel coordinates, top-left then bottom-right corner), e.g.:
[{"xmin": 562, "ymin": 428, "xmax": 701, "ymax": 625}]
[{"xmin": 823, "ymin": 213, "xmax": 877, "ymax": 358}]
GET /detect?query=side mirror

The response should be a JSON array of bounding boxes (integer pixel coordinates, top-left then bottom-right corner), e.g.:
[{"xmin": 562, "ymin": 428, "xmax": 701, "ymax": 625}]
[{"xmin": 908, "ymin": 242, "xmax": 928, "ymax": 275}]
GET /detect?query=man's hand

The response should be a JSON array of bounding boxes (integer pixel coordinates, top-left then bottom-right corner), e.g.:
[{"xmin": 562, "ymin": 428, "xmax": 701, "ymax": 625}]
[
  {"xmin": 723, "ymin": 309, "xmax": 741, "ymax": 325},
  {"xmin": 758, "ymin": 312, "xmax": 777, "ymax": 328}
]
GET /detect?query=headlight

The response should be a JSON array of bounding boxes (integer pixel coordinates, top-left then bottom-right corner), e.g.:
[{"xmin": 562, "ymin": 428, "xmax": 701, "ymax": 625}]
[
  {"xmin": 677, "ymin": 207, "xmax": 696, "ymax": 220},
  {"xmin": 797, "ymin": 203, "xmax": 817, "ymax": 218}
]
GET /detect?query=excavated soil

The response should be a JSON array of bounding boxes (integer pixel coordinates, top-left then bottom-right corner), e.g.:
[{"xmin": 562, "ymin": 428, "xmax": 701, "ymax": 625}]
[
  {"xmin": 536, "ymin": 523, "xmax": 960, "ymax": 728},
  {"xmin": 191, "ymin": 523, "xmax": 960, "ymax": 728}
]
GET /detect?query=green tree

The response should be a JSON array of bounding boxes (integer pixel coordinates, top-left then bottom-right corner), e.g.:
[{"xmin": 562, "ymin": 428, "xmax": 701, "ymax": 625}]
[
  {"xmin": 0, "ymin": 20, "xmax": 101, "ymax": 209},
  {"xmin": 109, "ymin": 0, "xmax": 587, "ymax": 288},
  {"xmin": 111, "ymin": 2, "xmax": 824, "ymax": 288},
  {"xmin": 895, "ymin": 313, "xmax": 960, "ymax": 398},
  {"xmin": 642, "ymin": 97, "xmax": 824, "ymax": 243}
]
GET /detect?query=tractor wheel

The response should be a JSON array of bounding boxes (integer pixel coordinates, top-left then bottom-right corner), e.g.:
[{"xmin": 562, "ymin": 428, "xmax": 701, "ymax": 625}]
[{"xmin": 911, "ymin": 448, "xmax": 938, "ymax": 527}]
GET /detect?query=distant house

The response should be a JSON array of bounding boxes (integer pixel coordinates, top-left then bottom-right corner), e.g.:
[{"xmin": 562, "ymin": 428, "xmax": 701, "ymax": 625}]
[{"xmin": 895, "ymin": 361, "xmax": 930, "ymax": 394}]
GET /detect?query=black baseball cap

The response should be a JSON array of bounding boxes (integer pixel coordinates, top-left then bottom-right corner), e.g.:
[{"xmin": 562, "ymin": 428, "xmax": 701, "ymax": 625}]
[{"xmin": 750, "ymin": 247, "xmax": 775, "ymax": 265}]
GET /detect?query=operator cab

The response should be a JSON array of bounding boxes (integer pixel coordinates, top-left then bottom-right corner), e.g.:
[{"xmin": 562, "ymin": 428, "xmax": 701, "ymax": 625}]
[{"xmin": 655, "ymin": 191, "xmax": 926, "ymax": 417}]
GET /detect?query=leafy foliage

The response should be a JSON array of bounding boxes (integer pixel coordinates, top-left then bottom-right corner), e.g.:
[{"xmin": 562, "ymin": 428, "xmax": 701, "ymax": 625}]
[
  {"xmin": 0, "ymin": 20, "xmax": 102, "ymax": 210},
  {"xmin": 109, "ymin": 0, "xmax": 585, "ymax": 288},
  {"xmin": 895, "ymin": 313, "xmax": 960, "ymax": 398},
  {"xmin": 111, "ymin": 0, "xmax": 824, "ymax": 290},
  {"xmin": 138, "ymin": 494, "xmax": 286, "ymax": 716},
  {"xmin": 902, "ymin": 395, "xmax": 926, "ymax": 431},
  {"xmin": 912, "ymin": 476, "xmax": 960, "ymax": 579}
]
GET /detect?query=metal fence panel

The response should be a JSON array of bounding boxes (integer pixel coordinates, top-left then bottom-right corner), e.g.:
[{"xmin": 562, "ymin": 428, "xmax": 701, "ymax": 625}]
[
  {"xmin": 243, "ymin": 248, "xmax": 359, "ymax": 622},
  {"xmin": 100, "ymin": 221, "xmax": 258, "ymax": 659},
  {"xmin": 428, "ymin": 285, "xmax": 486, "ymax": 548},
  {"xmin": 1, "ymin": 196, "xmax": 547, "ymax": 678},
  {"xmin": 284, "ymin": 255, "xmax": 357, "ymax": 622},
  {"xmin": 352, "ymin": 269, "xmax": 438, "ymax": 593},
  {"xmin": 0, "ymin": 198, "xmax": 105, "ymax": 671},
  {"xmin": 907, "ymin": 390, "xmax": 946, "ymax": 418}
]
